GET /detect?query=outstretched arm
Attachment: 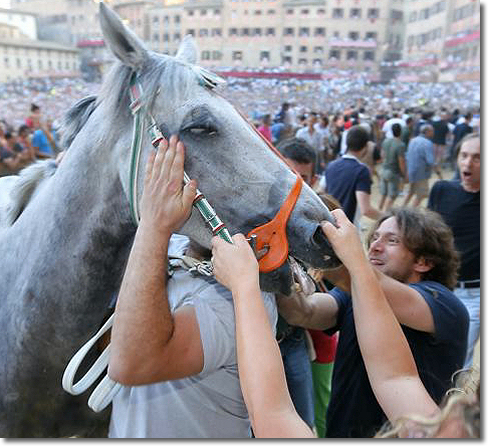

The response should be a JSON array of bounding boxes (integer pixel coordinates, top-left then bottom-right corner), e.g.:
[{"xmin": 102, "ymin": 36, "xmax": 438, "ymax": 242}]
[
  {"xmin": 108, "ymin": 136, "xmax": 201, "ymax": 385},
  {"xmin": 212, "ymin": 235, "xmax": 315, "ymax": 438},
  {"xmin": 321, "ymin": 210, "xmax": 439, "ymax": 423}
]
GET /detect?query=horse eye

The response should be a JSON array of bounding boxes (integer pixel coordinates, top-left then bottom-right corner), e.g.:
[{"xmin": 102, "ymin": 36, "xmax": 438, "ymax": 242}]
[{"xmin": 188, "ymin": 126, "xmax": 217, "ymax": 137}]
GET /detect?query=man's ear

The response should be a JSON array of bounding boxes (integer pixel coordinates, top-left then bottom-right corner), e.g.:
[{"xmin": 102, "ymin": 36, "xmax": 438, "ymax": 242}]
[{"xmin": 413, "ymin": 257, "xmax": 434, "ymax": 274}]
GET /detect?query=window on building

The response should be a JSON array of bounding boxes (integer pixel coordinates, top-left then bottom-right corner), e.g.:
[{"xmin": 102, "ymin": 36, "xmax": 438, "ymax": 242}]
[
  {"xmin": 254, "ymin": 10, "xmax": 262, "ymax": 15},
  {"xmin": 299, "ymin": 46, "xmax": 308, "ymax": 53},
  {"xmin": 38, "ymin": 59, "xmax": 42, "ymax": 69},
  {"xmin": 298, "ymin": 58, "xmax": 307, "ymax": 65},
  {"xmin": 301, "ymin": 9, "xmax": 309, "ymax": 15},
  {"xmin": 313, "ymin": 46, "xmax": 323, "ymax": 54},
  {"xmin": 265, "ymin": 28, "xmax": 275, "ymax": 36},
  {"xmin": 282, "ymin": 56, "xmax": 292, "ymax": 64},
  {"xmin": 332, "ymin": 8, "xmax": 344, "ymax": 18},
  {"xmin": 317, "ymin": 9, "xmax": 325, "ymax": 15},
  {"xmin": 284, "ymin": 45, "xmax": 292, "ymax": 52},
  {"xmin": 391, "ymin": 10, "xmax": 403, "ymax": 20},
  {"xmin": 299, "ymin": 27, "xmax": 310, "ymax": 37},
  {"xmin": 253, "ymin": 28, "xmax": 262, "ymax": 36},
  {"xmin": 314, "ymin": 27, "xmax": 325, "ymax": 37},
  {"xmin": 286, "ymin": 9, "xmax": 294, "ymax": 15},
  {"xmin": 153, "ymin": 33, "xmax": 159, "ymax": 41},
  {"xmin": 153, "ymin": 16, "xmax": 159, "ymax": 23},
  {"xmin": 187, "ymin": 29, "xmax": 195, "ymax": 36},
  {"xmin": 232, "ymin": 51, "xmax": 243, "ymax": 61},
  {"xmin": 347, "ymin": 50, "xmax": 358, "ymax": 60},
  {"xmin": 200, "ymin": 9, "xmax": 207, "ymax": 16},
  {"xmin": 367, "ymin": 8, "xmax": 379, "ymax": 19},
  {"xmin": 201, "ymin": 50, "xmax": 211, "ymax": 60},
  {"xmin": 229, "ymin": 28, "xmax": 238, "ymax": 36},
  {"xmin": 163, "ymin": 33, "xmax": 170, "ymax": 41},
  {"xmin": 174, "ymin": 32, "xmax": 181, "ymax": 40},
  {"xmin": 350, "ymin": 8, "xmax": 361, "ymax": 19},
  {"xmin": 365, "ymin": 32, "xmax": 377, "ymax": 40},
  {"xmin": 363, "ymin": 51, "xmax": 375, "ymax": 61},
  {"xmin": 57, "ymin": 60, "xmax": 62, "ymax": 70},
  {"xmin": 212, "ymin": 50, "xmax": 223, "ymax": 60},
  {"xmin": 211, "ymin": 28, "xmax": 222, "ymax": 37},
  {"xmin": 17, "ymin": 58, "xmax": 21, "ymax": 68},
  {"xmin": 214, "ymin": 9, "xmax": 221, "ymax": 15},
  {"xmin": 260, "ymin": 51, "xmax": 270, "ymax": 61},
  {"xmin": 267, "ymin": 9, "xmax": 276, "ymax": 15},
  {"xmin": 199, "ymin": 29, "xmax": 208, "ymax": 37},
  {"xmin": 349, "ymin": 31, "xmax": 359, "ymax": 40},
  {"xmin": 283, "ymin": 28, "xmax": 294, "ymax": 36},
  {"xmin": 409, "ymin": 11, "xmax": 417, "ymax": 22},
  {"xmin": 174, "ymin": 15, "xmax": 180, "ymax": 23},
  {"xmin": 313, "ymin": 58, "xmax": 322, "ymax": 66},
  {"xmin": 188, "ymin": 10, "xmax": 194, "ymax": 17},
  {"xmin": 329, "ymin": 49, "xmax": 340, "ymax": 59},
  {"xmin": 65, "ymin": 61, "xmax": 69, "ymax": 70},
  {"xmin": 407, "ymin": 35, "xmax": 414, "ymax": 46},
  {"xmin": 333, "ymin": 31, "xmax": 340, "ymax": 38},
  {"xmin": 242, "ymin": 28, "xmax": 250, "ymax": 36}
]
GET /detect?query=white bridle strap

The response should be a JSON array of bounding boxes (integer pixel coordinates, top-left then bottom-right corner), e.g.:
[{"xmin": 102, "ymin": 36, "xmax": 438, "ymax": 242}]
[{"xmin": 62, "ymin": 314, "xmax": 121, "ymax": 412}]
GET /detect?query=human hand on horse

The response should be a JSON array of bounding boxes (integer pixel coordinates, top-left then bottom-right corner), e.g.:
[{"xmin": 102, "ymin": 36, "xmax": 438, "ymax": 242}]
[
  {"xmin": 212, "ymin": 234, "xmax": 259, "ymax": 293},
  {"xmin": 139, "ymin": 135, "xmax": 197, "ymax": 239},
  {"xmin": 320, "ymin": 209, "xmax": 368, "ymax": 273}
]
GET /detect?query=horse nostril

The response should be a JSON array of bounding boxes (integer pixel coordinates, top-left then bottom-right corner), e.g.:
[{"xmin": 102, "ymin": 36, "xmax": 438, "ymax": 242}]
[{"xmin": 311, "ymin": 225, "xmax": 334, "ymax": 257}]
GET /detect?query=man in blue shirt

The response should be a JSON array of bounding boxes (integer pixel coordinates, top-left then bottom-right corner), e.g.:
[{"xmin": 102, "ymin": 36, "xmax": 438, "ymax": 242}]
[
  {"xmin": 402, "ymin": 124, "xmax": 435, "ymax": 207},
  {"xmin": 32, "ymin": 119, "xmax": 56, "ymax": 159},
  {"xmin": 278, "ymin": 207, "xmax": 468, "ymax": 437},
  {"xmin": 325, "ymin": 125, "xmax": 382, "ymax": 226}
]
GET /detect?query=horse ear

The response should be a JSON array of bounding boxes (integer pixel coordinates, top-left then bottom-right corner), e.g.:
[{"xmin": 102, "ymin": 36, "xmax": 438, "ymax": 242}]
[
  {"xmin": 99, "ymin": 2, "xmax": 147, "ymax": 71},
  {"xmin": 175, "ymin": 35, "xmax": 198, "ymax": 64}
]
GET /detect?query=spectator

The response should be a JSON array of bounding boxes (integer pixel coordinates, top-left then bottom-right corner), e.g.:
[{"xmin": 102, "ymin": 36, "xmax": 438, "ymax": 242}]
[
  {"xmin": 381, "ymin": 112, "xmax": 405, "ymax": 139},
  {"xmin": 0, "ymin": 131, "xmax": 32, "ymax": 175},
  {"xmin": 432, "ymin": 109, "xmax": 451, "ymax": 179},
  {"xmin": 449, "ymin": 112, "xmax": 473, "ymax": 169},
  {"xmin": 296, "ymin": 112, "xmax": 322, "ymax": 164},
  {"xmin": 324, "ymin": 115, "xmax": 342, "ymax": 161},
  {"xmin": 17, "ymin": 124, "xmax": 36, "ymax": 163},
  {"xmin": 107, "ymin": 137, "xmax": 277, "ymax": 438},
  {"xmin": 325, "ymin": 125, "xmax": 382, "ymax": 225},
  {"xmin": 403, "ymin": 124, "xmax": 435, "ymax": 207},
  {"xmin": 32, "ymin": 119, "xmax": 56, "ymax": 159},
  {"xmin": 25, "ymin": 103, "xmax": 41, "ymax": 129},
  {"xmin": 277, "ymin": 207, "xmax": 468, "ymax": 437},
  {"xmin": 401, "ymin": 116, "xmax": 414, "ymax": 147},
  {"xmin": 274, "ymin": 137, "xmax": 320, "ymax": 429},
  {"xmin": 428, "ymin": 133, "xmax": 480, "ymax": 368},
  {"xmin": 257, "ymin": 114, "xmax": 272, "ymax": 143},
  {"xmin": 378, "ymin": 123, "xmax": 407, "ymax": 211}
]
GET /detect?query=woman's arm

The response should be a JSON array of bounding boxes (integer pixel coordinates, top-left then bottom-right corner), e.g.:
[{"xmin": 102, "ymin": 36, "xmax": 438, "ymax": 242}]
[
  {"xmin": 321, "ymin": 210, "xmax": 439, "ymax": 423},
  {"xmin": 212, "ymin": 235, "xmax": 314, "ymax": 438}
]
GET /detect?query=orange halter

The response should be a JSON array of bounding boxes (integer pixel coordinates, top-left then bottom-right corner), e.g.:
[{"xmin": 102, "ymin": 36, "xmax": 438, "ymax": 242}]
[{"xmin": 242, "ymin": 116, "xmax": 304, "ymax": 273}]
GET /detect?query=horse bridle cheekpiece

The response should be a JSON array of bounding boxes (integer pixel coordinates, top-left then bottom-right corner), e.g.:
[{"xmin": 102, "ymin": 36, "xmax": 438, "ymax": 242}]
[{"xmin": 127, "ymin": 70, "xmax": 303, "ymax": 274}]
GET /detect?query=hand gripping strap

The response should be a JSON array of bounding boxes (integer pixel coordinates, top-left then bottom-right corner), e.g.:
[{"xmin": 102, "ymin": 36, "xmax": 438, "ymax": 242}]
[{"xmin": 247, "ymin": 176, "xmax": 303, "ymax": 273}]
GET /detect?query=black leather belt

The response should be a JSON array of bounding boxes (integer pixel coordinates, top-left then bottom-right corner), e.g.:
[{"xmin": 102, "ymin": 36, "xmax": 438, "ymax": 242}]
[{"xmin": 457, "ymin": 279, "xmax": 480, "ymax": 289}]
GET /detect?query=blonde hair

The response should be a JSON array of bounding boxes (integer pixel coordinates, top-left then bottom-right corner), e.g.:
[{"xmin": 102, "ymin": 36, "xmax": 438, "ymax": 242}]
[{"xmin": 375, "ymin": 369, "xmax": 480, "ymax": 438}]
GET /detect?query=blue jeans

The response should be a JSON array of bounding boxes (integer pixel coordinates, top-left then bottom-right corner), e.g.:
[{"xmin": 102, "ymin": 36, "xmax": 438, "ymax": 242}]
[
  {"xmin": 455, "ymin": 286, "xmax": 480, "ymax": 368},
  {"xmin": 279, "ymin": 329, "xmax": 315, "ymax": 428}
]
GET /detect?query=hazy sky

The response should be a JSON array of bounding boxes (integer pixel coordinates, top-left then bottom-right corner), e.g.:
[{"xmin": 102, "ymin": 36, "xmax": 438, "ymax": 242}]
[{"xmin": 0, "ymin": 0, "xmax": 10, "ymax": 8}]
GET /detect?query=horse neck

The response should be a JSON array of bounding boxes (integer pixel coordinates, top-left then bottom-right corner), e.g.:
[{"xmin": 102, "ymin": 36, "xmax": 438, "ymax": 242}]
[{"xmin": 6, "ymin": 127, "xmax": 136, "ymax": 343}]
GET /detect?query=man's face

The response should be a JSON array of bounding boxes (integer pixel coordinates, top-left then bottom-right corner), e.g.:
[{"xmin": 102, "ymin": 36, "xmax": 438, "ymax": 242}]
[
  {"xmin": 284, "ymin": 157, "xmax": 315, "ymax": 186},
  {"xmin": 308, "ymin": 115, "xmax": 317, "ymax": 127},
  {"xmin": 458, "ymin": 138, "xmax": 480, "ymax": 192},
  {"xmin": 368, "ymin": 217, "xmax": 419, "ymax": 283}
]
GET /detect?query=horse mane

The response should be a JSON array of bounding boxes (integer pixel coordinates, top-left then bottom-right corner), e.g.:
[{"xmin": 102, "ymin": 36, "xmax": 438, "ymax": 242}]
[
  {"xmin": 59, "ymin": 95, "xmax": 98, "ymax": 149},
  {"xmin": 5, "ymin": 159, "xmax": 57, "ymax": 225}
]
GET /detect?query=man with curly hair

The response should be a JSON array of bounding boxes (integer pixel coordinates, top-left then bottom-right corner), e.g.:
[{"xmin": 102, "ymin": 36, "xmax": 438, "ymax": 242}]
[{"xmin": 278, "ymin": 207, "xmax": 469, "ymax": 438}]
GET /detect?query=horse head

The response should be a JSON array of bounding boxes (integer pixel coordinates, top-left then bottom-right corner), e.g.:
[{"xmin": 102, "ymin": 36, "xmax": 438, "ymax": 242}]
[{"xmin": 99, "ymin": 4, "xmax": 340, "ymax": 295}]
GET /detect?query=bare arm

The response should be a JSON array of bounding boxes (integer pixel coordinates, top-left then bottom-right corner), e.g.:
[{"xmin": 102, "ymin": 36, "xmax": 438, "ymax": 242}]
[
  {"xmin": 108, "ymin": 136, "xmax": 200, "ymax": 385},
  {"xmin": 398, "ymin": 154, "xmax": 407, "ymax": 180},
  {"xmin": 356, "ymin": 190, "xmax": 383, "ymax": 220},
  {"xmin": 212, "ymin": 235, "xmax": 315, "ymax": 438},
  {"xmin": 321, "ymin": 211, "xmax": 439, "ymax": 423}
]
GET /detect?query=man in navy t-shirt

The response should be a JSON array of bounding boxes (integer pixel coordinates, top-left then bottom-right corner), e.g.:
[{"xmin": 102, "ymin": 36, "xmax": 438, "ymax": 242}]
[
  {"xmin": 325, "ymin": 125, "xmax": 382, "ymax": 226},
  {"xmin": 278, "ymin": 207, "xmax": 468, "ymax": 437}
]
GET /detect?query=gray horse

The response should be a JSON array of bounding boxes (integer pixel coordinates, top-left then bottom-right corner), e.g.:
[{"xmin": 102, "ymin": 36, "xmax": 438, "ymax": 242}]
[{"xmin": 0, "ymin": 3, "xmax": 339, "ymax": 437}]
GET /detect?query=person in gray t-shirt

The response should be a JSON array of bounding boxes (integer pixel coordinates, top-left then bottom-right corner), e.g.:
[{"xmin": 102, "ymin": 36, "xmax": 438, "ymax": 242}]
[{"xmin": 107, "ymin": 137, "xmax": 277, "ymax": 438}]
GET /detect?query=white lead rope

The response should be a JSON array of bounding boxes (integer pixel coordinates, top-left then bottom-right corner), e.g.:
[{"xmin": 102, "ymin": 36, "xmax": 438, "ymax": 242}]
[{"xmin": 62, "ymin": 314, "xmax": 122, "ymax": 412}]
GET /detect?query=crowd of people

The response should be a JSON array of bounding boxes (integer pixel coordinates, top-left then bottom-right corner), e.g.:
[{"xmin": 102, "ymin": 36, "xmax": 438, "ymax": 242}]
[{"xmin": 0, "ymin": 74, "xmax": 480, "ymax": 438}]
